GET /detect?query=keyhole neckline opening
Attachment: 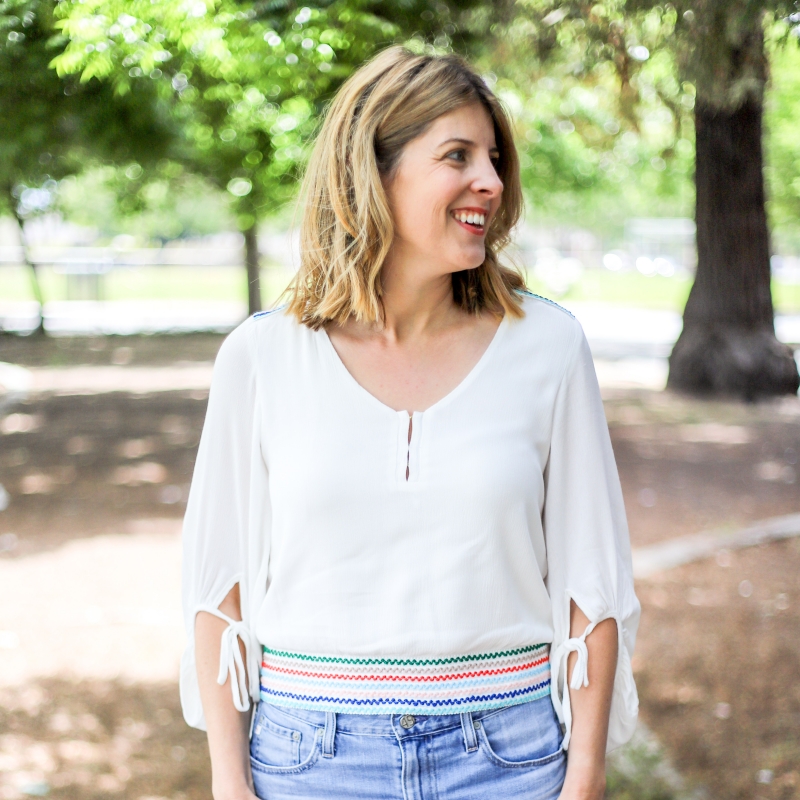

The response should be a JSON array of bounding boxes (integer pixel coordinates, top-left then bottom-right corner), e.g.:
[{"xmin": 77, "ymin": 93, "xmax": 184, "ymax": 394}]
[{"xmin": 405, "ymin": 414, "xmax": 413, "ymax": 481}]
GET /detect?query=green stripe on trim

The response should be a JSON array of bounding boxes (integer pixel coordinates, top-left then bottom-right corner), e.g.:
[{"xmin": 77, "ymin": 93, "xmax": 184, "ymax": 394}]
[{"xmin": 262, "ymin": 643, "xmax": 549, "ymax": 667}]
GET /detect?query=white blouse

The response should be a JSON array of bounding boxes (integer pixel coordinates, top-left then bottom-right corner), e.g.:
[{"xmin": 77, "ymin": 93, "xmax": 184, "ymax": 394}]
[{"xmin": 180, "ymin": 292, "xmax": 640, "ymax": 751}]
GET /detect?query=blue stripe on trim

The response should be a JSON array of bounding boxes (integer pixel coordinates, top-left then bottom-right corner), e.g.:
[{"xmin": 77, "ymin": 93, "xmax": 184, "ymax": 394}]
[
  {"xmin": 259, "ymin": 679, "xmax": 551, "ymax": 710},
  {"xmin": 516, "ymin": 289, "xmax": 575, "ymax": 319},
  {"xmin": 252, "ymin": 305, "xmax": 286, "ymax": 320}
]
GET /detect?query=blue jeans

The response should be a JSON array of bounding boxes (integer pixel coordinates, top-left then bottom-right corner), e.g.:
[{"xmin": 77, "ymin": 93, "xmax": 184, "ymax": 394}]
[{"xmin": 249, "ymin": 695, "xmax": 566, "ymax": 799}]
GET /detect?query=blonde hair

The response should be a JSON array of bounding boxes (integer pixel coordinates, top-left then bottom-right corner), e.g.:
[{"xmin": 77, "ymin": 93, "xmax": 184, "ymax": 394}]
[{"xmin": 285, "ymin": 46, "xmax": 525, "ymax": 329}]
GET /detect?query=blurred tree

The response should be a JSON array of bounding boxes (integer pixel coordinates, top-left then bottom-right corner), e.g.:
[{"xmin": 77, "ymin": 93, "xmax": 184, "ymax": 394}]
[
  {"xmin": 0, "ymin": 0, "xmax": 173, "ymax": 333},
  {"xmin": 764, "ymin": 36, "xmax": 800, "ymax": 253},
  {"xmin": 56, "ymin": 164, "xmax": 237, "ymax": 244},
  {"xmin": 490, "ymin": 1, "xmax": 799, "ymax": 399},
  {"xmin": 485, "ymin": 10, "xmax": 695, "ymax": 234},
  {"xmin": 653, "ymin": 3, "xmax": 800, "ymax": 398},
  {"xmin": 52, "ymin": 0, "xmax": 487, "ymax": 313}
]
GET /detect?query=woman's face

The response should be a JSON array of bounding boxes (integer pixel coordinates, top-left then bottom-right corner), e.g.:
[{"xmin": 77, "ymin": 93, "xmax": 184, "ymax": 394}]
[{"xmin": 383, "ymin": 102, "xmax": 504, "ymax": 280}]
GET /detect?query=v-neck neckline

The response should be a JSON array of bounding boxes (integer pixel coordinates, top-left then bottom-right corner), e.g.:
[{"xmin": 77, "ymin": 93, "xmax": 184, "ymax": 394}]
[{"xmin": 319, "ymin": 314, "xmax": 509, "ymax": 417}]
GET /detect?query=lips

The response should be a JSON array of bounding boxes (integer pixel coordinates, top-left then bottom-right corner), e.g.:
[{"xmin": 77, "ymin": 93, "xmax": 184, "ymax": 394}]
[{"xmin": 451, "ymin": 207, "xmax": 489, "ymax": 235}]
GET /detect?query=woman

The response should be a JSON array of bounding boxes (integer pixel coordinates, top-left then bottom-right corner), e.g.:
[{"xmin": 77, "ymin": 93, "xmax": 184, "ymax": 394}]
[{"xmin": 182, "ymin": 47, "xmax": 640, "ymax": 800}]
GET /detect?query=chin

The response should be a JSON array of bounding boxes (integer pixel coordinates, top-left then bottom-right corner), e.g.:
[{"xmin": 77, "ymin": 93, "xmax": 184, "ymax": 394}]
[
  {"xmin": 444, "ymin": 249, "xmax": 485, "ymax": 274},
  {"xmin": 462, "ymin": 254, "xmax": 487, "ymax": 272}
]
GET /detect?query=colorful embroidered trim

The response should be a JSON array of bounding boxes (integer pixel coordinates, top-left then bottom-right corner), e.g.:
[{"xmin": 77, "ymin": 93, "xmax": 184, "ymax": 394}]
[
  {"xmin": 517, "ymin": 289, "xmax": 575, "ymax": 318},
  {"xmin": 259, "ymin": 643, "xmax": 551, "ymax": 716}
]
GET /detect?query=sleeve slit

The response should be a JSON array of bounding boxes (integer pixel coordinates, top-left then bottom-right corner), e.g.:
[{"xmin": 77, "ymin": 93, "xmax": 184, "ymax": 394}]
[
  {"xmin": 551, "ymin": 602, "xmax": 625, "ymax": 751},
  {"xmin": 193, "ymin": 580, "xmax": 261, "ymax": 715}
]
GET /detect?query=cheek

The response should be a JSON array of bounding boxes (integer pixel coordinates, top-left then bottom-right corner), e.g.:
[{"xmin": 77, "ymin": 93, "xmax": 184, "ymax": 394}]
[{"xmin": 394, "ymin": 193, "xmax": 448, "ymax": 241}]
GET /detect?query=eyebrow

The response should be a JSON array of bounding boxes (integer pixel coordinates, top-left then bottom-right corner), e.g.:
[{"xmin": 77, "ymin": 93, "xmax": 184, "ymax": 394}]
[{"xmin": 439, "ymin": 137, "xmax": 500, "ymax": 153}]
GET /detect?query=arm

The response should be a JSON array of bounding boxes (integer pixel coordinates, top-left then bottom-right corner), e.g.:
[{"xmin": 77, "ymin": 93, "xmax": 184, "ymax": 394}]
[
  {"xmin": 196, "ymin": 584, "xmax": 257, "ymax": 800},
  {"xmin": 559, "ymin": 602, "xmax": 618, "ymax": 800},
  {"xmin": 543, "ymin": 321, "xmax": 640, "ymax": 767}
]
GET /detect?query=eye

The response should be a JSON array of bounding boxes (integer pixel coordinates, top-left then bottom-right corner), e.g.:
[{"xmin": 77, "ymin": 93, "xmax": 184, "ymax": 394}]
[{"xmin": 445, "ymin": 149, "xmax": 467, "ymax": 163}]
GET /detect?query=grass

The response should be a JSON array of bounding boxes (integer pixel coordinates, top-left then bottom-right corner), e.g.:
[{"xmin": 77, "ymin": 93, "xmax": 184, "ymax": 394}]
[
  {"xmin": 526, "ymin": 269, "xmax": 800, "ymax": 313},
  {"xmin": 1, "ymin": 263, "xmax": 799, "ymax": 313},
  {"xmin": 527, "ymin": 270, "xmax": 694, "ymax": 311},
  {"xmin": 605, "ymin": 733, "xmax": 699, "ymax": 800},
  {"xmin": 0, "ymin": 264, "xmax": 293, "ymax": 306}
]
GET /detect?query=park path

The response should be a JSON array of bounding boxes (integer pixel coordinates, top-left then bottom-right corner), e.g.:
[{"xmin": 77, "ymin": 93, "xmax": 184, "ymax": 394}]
[{"xmin": 0, "ymin": 519, "xmax": 183, "ymax": 689}]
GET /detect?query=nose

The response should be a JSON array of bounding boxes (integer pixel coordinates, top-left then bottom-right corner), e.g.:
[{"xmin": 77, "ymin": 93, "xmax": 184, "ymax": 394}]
[{"xmin": 470, "ymin": 154, "xmax": 503, "ymax": 198}]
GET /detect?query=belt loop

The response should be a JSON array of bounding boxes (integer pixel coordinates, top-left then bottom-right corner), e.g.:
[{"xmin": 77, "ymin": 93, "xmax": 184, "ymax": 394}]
[
  {"xmin": 322, "ymin": 711, "xmax": 336, "ymax": 758},
  {"xmin": 460, "ymin": 711, "xmax": 478, "ymax": 753}
]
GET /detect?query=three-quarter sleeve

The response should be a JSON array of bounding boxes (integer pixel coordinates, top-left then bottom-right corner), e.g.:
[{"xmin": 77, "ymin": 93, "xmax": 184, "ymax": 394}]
[
  {"xmin": 180, "ymin": 319, "xmax": 269, "ymax": 730},
  {"xmin": 543, "ymin": 323, "xmax": 640, "ymax": 752}
]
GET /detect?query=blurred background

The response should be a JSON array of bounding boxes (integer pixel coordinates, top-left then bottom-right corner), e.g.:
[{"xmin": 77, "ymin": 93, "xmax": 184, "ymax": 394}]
[{"xmin": 0, "ymin": 1, "xmax": 799, "ymax": 799}]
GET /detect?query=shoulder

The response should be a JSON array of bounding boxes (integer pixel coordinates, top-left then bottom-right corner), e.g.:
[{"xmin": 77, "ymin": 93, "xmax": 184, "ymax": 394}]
[
  {"xmin": 516, "ymin": 289, "xmax": 576, "ymax": 322},
  {"xmin": 222, "ymin": 305, "xmax": 299, "ymax": 352},
  {"xmin": 509, "ymin": 290, "xmax": 583, "ymax": 356},
  {"xmin": 490, "ymin": 291, "xmax": 585, "ymax": 392},
  {"xmin": 214, "ymin": 305, "xmax": 299, "ymax": 374}
]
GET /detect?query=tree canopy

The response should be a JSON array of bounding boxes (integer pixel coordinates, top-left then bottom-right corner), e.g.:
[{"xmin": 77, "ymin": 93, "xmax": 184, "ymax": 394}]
[
  {"xmin": 50, "ymin": 0, "xmax": 489, "ymax": 308},
  {"xmin": 51, "ymin": 0, "xmax": 487, "ymax": 224}
]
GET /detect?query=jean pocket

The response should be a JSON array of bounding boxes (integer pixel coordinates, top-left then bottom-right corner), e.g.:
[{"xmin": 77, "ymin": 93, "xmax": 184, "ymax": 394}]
[
  {"xmin": 249, "ymin": 705, "xmax": 320, "ymax": 773},
  {"xmin": 476, "ymin": 699, "xmax": 564, "ymax": 768}
]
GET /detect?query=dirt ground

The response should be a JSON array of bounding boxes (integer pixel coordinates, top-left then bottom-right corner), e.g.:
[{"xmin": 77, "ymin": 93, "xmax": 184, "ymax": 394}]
[
  {"xmin": 636, "ymin": 539, "xmax": 800, "ymax": 800},
  {"xmin": 1, "ymin": 333, "xmax": 799, "ymax": 800},
  {"xmin": 0, "ymin": 333, "xmax": 223, "ymax": 369}
]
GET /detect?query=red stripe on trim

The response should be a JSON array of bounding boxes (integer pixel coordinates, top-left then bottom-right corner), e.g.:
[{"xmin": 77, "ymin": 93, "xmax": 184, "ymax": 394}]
[{"xmin": 260, "ymin": 655, "xmax": 550, "ymax": 684}]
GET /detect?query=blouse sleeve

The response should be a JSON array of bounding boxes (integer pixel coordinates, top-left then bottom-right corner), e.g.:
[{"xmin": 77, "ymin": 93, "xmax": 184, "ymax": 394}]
[
  {"xmin": 543, "ymin": 322, "xmax": 640, "ymax": 752},
  {"xmin": 180, "ymin": 319, "xmax": 267, "ymax": 730}
]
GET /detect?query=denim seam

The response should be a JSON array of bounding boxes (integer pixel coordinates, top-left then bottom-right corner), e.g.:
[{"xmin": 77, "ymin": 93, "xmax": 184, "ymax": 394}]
[
  {"xmin": 249, "ymin": 731, "xmax": 322, "ymax": 775},
  {"xmin": 427, "ymin": 733, "xmax": 442, "ymax": 800},
  {"xmin": 261, "ymin": 706, "xmax": 326, "ymax": 729},
  {"xmin": 263, "ymin": 705, "xmax": 398, "ymax": 738},
  {"xmin": 476, "ymin": 725, "xmax": 565, "ymax": 769}
]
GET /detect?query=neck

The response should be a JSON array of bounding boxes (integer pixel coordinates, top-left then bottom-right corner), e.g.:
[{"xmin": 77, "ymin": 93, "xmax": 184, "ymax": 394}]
[{"xmin": 378, "ymin": 245, "xmax": 459, "ymax": 343}]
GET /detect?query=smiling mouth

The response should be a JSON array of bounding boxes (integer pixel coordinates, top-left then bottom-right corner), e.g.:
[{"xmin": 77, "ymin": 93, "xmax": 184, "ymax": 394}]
[{"xmin": 451, "ymin": 209, "xmax": 487, "ymax": 234}]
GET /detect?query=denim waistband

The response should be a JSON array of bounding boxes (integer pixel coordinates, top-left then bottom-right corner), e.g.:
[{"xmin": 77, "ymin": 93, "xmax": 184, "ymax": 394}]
[{"xmin": 257, "ymin": 697, "xmax": 540, "ymax": 738}]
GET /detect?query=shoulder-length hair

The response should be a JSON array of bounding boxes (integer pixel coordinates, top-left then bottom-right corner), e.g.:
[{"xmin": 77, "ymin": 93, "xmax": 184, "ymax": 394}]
[{"xmin": 285, "ymin": 45, "xmax": 525, "ymax": 329}]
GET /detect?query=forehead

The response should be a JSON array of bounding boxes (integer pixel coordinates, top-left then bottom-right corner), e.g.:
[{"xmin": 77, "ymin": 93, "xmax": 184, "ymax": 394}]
[{"xmin": 421, "ymin": 103, "xmax": 497, "ymax": 146}]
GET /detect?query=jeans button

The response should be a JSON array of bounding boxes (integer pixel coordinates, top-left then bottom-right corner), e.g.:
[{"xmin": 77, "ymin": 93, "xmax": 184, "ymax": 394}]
[{"xmin": 400, "ymin": 714, "xmax": 416, "ymax": 729}]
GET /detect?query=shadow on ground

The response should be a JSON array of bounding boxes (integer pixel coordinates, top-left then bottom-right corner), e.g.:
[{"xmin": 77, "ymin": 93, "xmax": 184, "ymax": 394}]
[{"xmin": 0, "ymin": 679, "xmax": 209, "ymax": 800}]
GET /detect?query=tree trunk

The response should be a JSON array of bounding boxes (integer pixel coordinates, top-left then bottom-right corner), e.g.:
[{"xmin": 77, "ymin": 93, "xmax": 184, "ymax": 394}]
[
  {"xmin": 668, "ymin": 95, "xmax": 799, "ymax": 400},
  {"xmin": 244, "ymin": 224, "xmax": 262, "ymax": 316},
  {"xmin": 7, "ymin": 199, "xmax": 45, "ymax": 336}
]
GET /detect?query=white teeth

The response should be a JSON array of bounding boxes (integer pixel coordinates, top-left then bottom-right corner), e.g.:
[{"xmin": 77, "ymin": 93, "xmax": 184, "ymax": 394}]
[{"xmin": 454, "ymin": 212, "xmax": 485, "ymax": 226}]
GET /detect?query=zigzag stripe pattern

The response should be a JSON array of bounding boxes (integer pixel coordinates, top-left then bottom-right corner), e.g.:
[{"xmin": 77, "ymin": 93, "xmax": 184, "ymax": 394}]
[
  {"xmin": 262, "ymin": 643, "xmax": 542, "ymax": 666},
  {"xmin": 260, "ymin": 644, "xmax": 551, "ymax": 716}
]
